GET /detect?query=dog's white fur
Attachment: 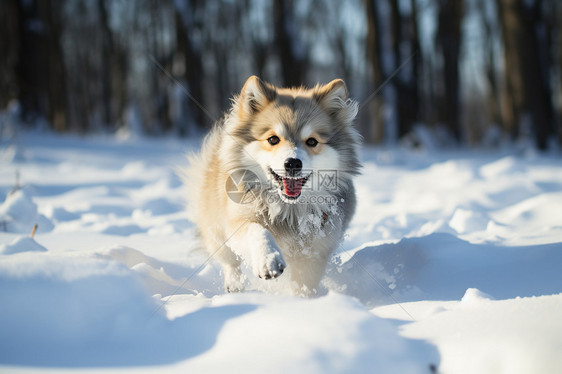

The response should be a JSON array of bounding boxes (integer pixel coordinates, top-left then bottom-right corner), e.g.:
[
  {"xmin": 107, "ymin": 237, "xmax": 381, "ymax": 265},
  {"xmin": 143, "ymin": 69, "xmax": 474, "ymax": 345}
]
[{"xmin": 183, "ymin": 76, "xmax": 361, "ymax": 295}]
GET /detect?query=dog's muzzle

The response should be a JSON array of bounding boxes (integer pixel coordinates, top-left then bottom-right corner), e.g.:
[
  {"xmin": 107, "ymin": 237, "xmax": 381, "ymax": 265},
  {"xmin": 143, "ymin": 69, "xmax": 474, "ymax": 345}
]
[{"xmin": 269, "ymin": 167, "xmax": 310, "ymax": 199}]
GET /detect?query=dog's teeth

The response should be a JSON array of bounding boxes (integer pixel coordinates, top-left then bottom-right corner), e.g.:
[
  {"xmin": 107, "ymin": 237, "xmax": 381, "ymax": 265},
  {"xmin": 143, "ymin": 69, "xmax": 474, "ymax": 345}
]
[{"xmin": 269, "ymin": 168, "xmax": 283, "ymax": 182}]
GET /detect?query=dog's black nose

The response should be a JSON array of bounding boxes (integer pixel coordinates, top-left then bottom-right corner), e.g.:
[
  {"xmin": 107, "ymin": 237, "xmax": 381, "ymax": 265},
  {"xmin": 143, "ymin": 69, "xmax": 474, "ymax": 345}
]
[{"xmin": 284, "ymin": 157, "xmax": 302, "ymax": 175}]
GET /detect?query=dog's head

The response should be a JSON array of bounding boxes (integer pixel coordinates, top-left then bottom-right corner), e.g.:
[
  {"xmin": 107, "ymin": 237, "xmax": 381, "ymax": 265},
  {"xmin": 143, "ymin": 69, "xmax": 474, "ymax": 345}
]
[{"xmin": 226, "ymin": 76, "xmax": 361, "ymax": 204}]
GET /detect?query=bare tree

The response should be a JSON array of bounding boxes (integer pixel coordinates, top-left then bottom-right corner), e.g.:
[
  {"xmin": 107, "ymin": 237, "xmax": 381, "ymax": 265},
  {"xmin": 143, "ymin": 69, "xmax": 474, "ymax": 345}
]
[
  {"xmin": 12, "ymin": 0, "xmax": 67, "ymax": 130},
  {"xmin": 497, "ymin": 0, "xmax": 556, "ymax": 149},
  {"xmin": 477, "ymin": 0, "xmax": 502, "ymax": 130},
  {"xmin": 274, "ymin": 0, "xmax": 308, "ymax": 87},
  {"xmin": 174, "ymin": 0, "xmax": 206, "ymax": 129},
  {"xmin": 436, "ymin": 0, "xmax": 464, "ymax": 142},
  {"xmin": 365, "ymin": 0, "xmax": 386, "ymax": 143},
  {"xmin": 390, "ymin": 0, "xmax": 420, "ymax": 138},
  {"xmin": 0, "ymin": 0, "xmax": 21, "ymax": 111},
  {"xmin": 97, "ymin": 0, "xmax": 113, "ymax": 129}
]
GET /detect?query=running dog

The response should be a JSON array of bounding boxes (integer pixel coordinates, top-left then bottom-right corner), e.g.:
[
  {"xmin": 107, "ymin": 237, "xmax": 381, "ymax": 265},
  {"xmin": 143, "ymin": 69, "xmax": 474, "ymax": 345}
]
[{"xmin": 184, "ymin": 76, "xmax": 361, "ymax": 295}]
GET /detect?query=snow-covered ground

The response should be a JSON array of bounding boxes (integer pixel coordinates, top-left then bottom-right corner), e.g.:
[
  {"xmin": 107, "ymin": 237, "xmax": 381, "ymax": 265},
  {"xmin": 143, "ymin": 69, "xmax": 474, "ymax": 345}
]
[{"xmin": 1, "ymin": 132, "xmax": 561, "ymax": 373}]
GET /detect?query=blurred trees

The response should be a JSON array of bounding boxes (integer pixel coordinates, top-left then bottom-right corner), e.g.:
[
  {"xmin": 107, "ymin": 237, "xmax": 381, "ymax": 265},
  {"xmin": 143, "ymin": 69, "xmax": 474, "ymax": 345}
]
[
  {"xmin": 0, "ymin": 0, "xmax": 561, "ymax": 149},
  {"xmin": 1, "ymin": 0, "xmax": 67, "ymax": 130}
]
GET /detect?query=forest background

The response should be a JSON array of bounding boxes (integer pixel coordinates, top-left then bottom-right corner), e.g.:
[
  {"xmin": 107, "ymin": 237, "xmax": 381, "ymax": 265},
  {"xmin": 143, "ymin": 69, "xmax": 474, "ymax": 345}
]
[{"xmin": 1, "ymin": 0, "xmax": 560, "ymax": 150}]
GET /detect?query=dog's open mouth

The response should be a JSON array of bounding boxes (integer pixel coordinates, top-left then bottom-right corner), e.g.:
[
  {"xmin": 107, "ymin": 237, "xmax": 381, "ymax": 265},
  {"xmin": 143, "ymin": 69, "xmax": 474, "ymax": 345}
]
[{"xmin": 269, "ymin": 168, "xmax": 310, "ymax": 199}]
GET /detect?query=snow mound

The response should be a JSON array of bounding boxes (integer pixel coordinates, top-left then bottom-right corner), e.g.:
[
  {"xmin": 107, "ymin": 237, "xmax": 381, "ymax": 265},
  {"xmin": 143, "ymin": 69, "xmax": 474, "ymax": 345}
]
[
  {"xmin": 1, "ymin": 145, "xmax": 27, "ymax": 163},
  {"xmin": 479, "ymin": 156, "xmax": 520, "ymax": 177},
  {"xmin": 460, "ymin": 287, "xmax": 495, "ymax": 304},
  {"xmin": 326, "ymin": 234, "xmax": 562, "ymax": 308},
  {"xmin": 185, "ymin": 292, "xmax": 438, "ymax": 373},
  {"xmin": 449, "ymin": 208, "xmax": 490, "ymax": 234},
  {"xmin": 0, "ymin": 189, "xmax": 54, "ymax": 234},
  {"xmin": 492, "ymin": 192, "xmax": 562, "ymax": 244},
  {"xmin": 400, "ymin": 293, "xmax": 562, "ymax": 374},
  {"xmin": 98, "ymin": 245, "xmax": 199, "ymax": 297},
  {"xmin": 0, "ymin": 236, "xmax": 47, "ymax": 255},
  {"xmin": 0, "ymin": 251, "xmax": 437, "ymax": 372},
  {"xmin": 0, "ymin": 253, "xmax": 237, "ymax": 367}
]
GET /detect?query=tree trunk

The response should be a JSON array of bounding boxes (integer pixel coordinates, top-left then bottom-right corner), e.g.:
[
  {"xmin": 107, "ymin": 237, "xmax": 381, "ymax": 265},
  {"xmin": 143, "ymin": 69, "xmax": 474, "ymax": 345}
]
[
  {"xmin": 477, "ymin": 0, "xmax": 502, "ymax": 130},
  {"xmin": 44, "ymin": 0, "xmax": 67, "ymax": 132},
  {"xmin": 0, "ymin": 0, "xmax": 20, "ymax": 110},
  {"xmin": 97, "ymin": 0, "xmax": 113, "ymax": 130},
  {"xmin": 15, "ymin": 0, "xmax": 43, "ymax": 123},
  {"xmin": 365, "ymin": 0, "xmax": 385, "ymax": 143},
  {"xmin": 15, "ymin": 0, "xmax": 67, "ymax": 130},
  {"xmin": 436, "ymin": 0, "xmax": 464, "ymax": 142},
  {"xmin": 497, "ymin": 0, "xmax": 555, "ymax": 149},
  {"xmin": 274, "ymin": 0, "xmax": 307, "ymax": 87},
  {"xmin": 175, "ymin": 0, "xmax": 206, "ymax": 127},
  {"xmin": 391, "ymin": 0, "xmax": 420, "ymax": 139},
  {"xmin": 410, "ymin": 0, "xmax": 422, "ymax": 126}
]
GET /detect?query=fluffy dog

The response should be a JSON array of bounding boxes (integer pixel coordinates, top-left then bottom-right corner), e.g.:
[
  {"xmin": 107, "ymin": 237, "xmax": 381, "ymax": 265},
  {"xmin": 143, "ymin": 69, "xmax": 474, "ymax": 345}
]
[{"xmin": 184, "ymin": 76, "xmax": 360, "ymax": 295}]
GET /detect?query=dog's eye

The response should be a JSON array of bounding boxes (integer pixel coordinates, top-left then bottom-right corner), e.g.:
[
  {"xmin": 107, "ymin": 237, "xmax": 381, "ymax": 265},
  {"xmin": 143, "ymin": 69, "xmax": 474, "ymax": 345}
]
[
  {"xmin": 306, "ymin": 137, "xmax": 318, "ymax": 147},
  {"xmin": 267, "ymin": 135, "xmax": 280, "ymax": 146}
]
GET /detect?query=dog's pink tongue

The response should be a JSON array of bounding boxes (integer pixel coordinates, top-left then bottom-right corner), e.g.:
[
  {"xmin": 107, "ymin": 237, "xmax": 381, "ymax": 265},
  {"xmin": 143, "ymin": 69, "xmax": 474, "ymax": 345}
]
[{"xmin": 283, "ymin": 178, "xmax": 303, "ymax": 197}]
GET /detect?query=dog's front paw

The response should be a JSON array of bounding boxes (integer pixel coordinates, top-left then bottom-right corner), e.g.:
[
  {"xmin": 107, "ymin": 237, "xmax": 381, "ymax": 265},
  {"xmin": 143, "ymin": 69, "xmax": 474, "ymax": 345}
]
[{"xmin": 255, "ymin": 252, "xmax": 286, "ymax": 280}]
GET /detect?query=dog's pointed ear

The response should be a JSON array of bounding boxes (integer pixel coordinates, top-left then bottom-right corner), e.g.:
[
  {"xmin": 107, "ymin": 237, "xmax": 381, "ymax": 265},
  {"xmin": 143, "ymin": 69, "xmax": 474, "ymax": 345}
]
[
  {"xmin": 315, "ymin": 79, "xmax": 349, "ymax": 104},
  {"xmin": 315, "ymin": 79, "xmax": 358, "ymax": 123},
  {"xmin": 239, "ymin": 76, "xmax": 276, "ymax": 116}
]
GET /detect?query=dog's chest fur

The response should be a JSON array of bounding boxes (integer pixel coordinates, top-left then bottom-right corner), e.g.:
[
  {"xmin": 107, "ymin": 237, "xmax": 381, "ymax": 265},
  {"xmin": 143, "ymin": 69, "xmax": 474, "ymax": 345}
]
[{"xmin": 253, "ymin": 195, "xmax": 345, "ymax": 255}]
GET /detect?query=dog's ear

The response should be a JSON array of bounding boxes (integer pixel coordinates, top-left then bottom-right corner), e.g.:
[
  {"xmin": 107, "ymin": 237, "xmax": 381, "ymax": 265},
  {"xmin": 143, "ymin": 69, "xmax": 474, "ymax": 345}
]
[
  {"xmin": 315, "ymin": 79, "xmax": 349, "ymax": 104},
  {"xmin": 239, "ymin": 76, "xmax": 276, "ymax": 116},
  {"xmin": 315, "ymin": 79, "xmax": 358, "ymax": 123}
]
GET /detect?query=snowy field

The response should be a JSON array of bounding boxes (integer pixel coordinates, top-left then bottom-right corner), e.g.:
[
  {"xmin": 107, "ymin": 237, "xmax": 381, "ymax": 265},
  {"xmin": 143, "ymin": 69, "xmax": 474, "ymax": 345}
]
[{"xmin": 1, "ymin": 131, "xmax": 561, "ymax": 373}]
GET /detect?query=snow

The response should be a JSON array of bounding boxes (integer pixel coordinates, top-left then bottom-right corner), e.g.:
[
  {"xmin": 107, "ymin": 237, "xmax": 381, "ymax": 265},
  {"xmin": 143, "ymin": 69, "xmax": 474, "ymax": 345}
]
[
  {"xmin": 0, "ymin": 189, "xmax": 54, "ymax": 234},
  {"xmin": 1, "ymin": 131, "xmax": 562, "ymax": 373},
  {"xmin": 326, "ymin": 233, "xmax": 562, "ymax": 308},
  {"xmin": 0, "ymin": 236, "xmax": 47, "ymax": 255},
  {"xmin": 378, "ymin": 292, "xmax": 562, "ymax": 374}
]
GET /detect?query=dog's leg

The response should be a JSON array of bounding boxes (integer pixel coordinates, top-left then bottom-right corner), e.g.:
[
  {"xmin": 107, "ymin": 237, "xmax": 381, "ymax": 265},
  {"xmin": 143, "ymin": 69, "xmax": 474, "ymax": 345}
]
[
  {"xmin": 215, "ymin": 246, "xmax": 245, "ymax": 293},
  {"xmin": 285, "ymin": 253, "xmax": 330, "ymax": 296},
  {"xmin": 199, "ymin": 227, "xmax": 245, "ymax": 292},
  {"xmin": 284, "ymin": 235, "xmax": 338, "ymax": 296},
  {"xmin": 227, "ymin": 222, "xmax": 286, "ymax": 280}
]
